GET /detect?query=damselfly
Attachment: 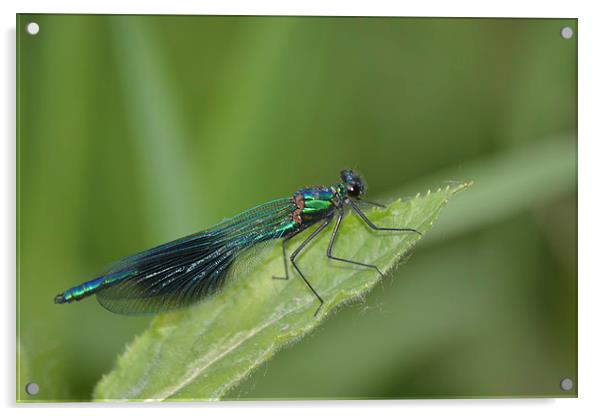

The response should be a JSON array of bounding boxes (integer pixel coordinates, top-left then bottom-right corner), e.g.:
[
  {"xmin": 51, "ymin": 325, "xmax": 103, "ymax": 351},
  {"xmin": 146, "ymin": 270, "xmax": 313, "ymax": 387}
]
[{"xmin": 55, "ymin": 170, "xmax": 421, "ymax": 316}]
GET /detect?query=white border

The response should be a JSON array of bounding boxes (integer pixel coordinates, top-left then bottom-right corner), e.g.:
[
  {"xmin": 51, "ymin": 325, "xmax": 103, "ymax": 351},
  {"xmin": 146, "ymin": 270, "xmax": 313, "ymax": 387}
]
[
  {"xmin": 3, "ymin": 0, "xmax": 585, "ymax": 17},
  {"xmin": 3, "ymin": 1, "xmax": 599, "ymax": 416}
]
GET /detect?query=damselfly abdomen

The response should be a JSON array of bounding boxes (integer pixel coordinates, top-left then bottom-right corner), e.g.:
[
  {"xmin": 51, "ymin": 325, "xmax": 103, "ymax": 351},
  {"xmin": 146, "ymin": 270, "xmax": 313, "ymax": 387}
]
[{"xmin": 55, "ymin": 170, "xmax": 421, "ymax": 316}]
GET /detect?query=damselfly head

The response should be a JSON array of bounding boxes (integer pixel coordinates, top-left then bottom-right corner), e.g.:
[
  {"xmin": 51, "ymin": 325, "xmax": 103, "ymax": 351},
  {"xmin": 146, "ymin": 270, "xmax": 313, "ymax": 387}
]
[{"xmin": 340, "ymin": 169, "xmax": 365, "ymax": 197}]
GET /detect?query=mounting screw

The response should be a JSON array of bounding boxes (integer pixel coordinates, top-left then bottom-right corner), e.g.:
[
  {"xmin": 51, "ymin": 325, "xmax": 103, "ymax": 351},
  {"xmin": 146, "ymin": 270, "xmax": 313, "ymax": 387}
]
[
  {"xmin": 560, "ymin": 26, "xmax": 573, "ymax": 40},
  {"xmin": 25, "ymin": 383, "xmax": 39, "ymax": 395},
  {"xmin": 26, "ymin": 22, "xmax": 40, "ymax": 36},
  {"xmin": 560, "ymin": 377, "xmax": 574, "ymax": 391}
]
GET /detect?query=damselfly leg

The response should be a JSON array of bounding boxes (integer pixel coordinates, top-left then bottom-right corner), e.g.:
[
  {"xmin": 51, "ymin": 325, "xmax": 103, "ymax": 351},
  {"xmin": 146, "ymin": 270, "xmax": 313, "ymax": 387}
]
[
  {"xmin": 355, "ymin": 198, "xmax": 386, "ymax": 209},
  {"xmin": 273, "ymin": 202, "xmax": 421, "ymax": 318},
  {"xmin": 349, "ymin": 200, "xmax": 423, "ymax": 235},
  {"xmin": 326, "ymin": 211, "xmax": 385, "ymax": 277},
  {"xmin": 324, "ymin": 203, "xmax": 421, "ymax": 282},
  {"xmin": 276, "ymin": 219, "xmax": 332, "ymax": 317},
  {"xmin": 272, "ymin": 235, "xmax": 293, "ymax": 281}
]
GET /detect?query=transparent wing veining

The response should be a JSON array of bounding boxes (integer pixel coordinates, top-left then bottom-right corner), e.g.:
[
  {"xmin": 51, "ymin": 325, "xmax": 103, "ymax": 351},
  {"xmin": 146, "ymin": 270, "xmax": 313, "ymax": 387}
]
[{"xmin": 95, "ymin": 198, "xmax": 295, "ymax": 315}]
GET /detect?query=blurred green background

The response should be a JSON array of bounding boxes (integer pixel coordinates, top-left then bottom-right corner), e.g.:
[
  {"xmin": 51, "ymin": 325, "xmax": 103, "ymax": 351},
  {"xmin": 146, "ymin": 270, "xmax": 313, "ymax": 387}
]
[{"xmin": 17, "ymin": 15, "xmax": 576, "ymax": 401}]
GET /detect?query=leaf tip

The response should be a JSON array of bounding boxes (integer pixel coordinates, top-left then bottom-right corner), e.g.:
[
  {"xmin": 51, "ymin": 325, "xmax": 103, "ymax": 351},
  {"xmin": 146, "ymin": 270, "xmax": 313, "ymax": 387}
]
[{"xmin": 452, "ymin": 180, "xmax": 474, "ymax": 194}]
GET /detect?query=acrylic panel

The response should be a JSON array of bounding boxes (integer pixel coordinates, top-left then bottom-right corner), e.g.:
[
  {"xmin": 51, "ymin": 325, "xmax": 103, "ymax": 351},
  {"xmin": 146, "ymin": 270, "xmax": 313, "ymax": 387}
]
[{"xmin": 16, "ymin": 14, "xmax": 577, "ymax": 402}]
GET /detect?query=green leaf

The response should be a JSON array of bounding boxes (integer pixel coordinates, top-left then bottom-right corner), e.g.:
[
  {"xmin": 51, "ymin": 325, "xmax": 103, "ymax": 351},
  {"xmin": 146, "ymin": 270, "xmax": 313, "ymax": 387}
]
[{"xmin": 93, "ymin": 182, "xmax": 471, "ymax": 401}]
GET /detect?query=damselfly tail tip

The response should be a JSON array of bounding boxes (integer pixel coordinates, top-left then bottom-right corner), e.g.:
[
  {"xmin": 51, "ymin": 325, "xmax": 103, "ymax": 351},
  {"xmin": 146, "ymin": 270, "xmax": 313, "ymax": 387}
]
[{"xmin": 54, "ymin": 293, "xmax": 66, "ymax": 304}]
